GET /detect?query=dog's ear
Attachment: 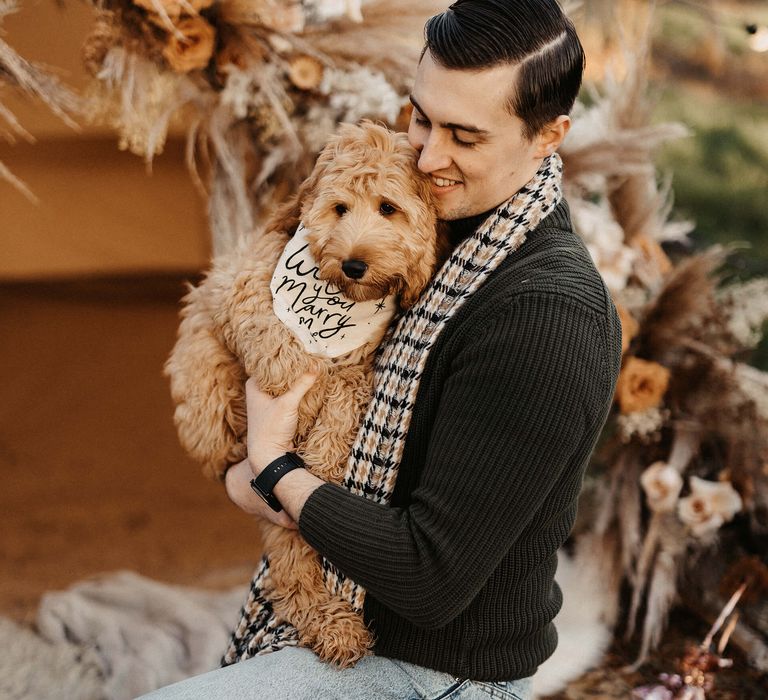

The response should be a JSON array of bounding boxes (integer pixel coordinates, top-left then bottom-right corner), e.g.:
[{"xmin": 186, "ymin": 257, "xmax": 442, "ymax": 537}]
[
  {"xmin": 399, "ymin": 252, "xmax": 435, "ymax": 310},
  {"xmin": 265, "ymin": 166, "xmax": 322, "ymax": 237},
  {"xmin": 264, "ymin": 137, "xmax": 338, "ymax": 237},
  {"xmin": 399, "ymin": 173, "xmax": 440, "ymax": 310}
]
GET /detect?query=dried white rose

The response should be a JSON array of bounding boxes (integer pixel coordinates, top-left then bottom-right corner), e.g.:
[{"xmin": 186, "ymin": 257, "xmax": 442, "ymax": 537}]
[
  {"xmin": 718, "ymin": 279, "xmax": 768, "ymax": 349},
  {"xmin": 640, "ymin": 461, "xmax": 683, "ymax": 512},
  {"xmin": 319, "ymin": 66, "xmax": 401, "ymax": 126},
  {"xmin": 569, "ymin": 198, "xmax": 636, "ymax": 293},
  {"xmin": 677, "ymin": 476, "xmax": 742, "ymax": 537}
]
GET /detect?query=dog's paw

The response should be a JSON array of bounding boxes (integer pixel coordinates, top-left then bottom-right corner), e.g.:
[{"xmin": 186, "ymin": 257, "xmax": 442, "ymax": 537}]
[{"xmin": 304, "ymin": 608, "xmax": 373, "ymax": 668}]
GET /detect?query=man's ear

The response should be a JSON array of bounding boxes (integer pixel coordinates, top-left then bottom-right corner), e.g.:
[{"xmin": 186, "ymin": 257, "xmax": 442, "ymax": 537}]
[{"xmin": 534, "ymin": 115, "xmax": 571, "ymax": 158}]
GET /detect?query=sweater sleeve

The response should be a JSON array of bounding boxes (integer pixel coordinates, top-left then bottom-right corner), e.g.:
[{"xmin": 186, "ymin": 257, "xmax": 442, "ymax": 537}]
[{"xmin": 298, "ymin": 292, "xmax": 607, "ymax": 630}]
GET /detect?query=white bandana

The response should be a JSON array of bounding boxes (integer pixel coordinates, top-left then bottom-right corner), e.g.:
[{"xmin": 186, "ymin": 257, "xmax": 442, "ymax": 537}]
[{"xmin": 270, "ymin": 223, "xmax": 397, "ymax": 359}]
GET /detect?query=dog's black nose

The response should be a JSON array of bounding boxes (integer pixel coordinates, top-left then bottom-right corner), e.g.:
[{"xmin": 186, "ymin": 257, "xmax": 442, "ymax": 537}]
[{"xmin": 342, "ymin": 259, "xmax": 368, "ymax": 279}]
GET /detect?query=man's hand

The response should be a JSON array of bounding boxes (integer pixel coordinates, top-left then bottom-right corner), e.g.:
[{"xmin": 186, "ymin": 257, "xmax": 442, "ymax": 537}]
[
  {"xmin": 242, "ymin": 373, "xmax": 325, "ymax": 523},
  {"xmin": 244, "ymin": 373, "xmax": 318, "ymax": 472},
  {"xmin": 224, "ymin": 458, "xmax": 298, "ymax": 529}
]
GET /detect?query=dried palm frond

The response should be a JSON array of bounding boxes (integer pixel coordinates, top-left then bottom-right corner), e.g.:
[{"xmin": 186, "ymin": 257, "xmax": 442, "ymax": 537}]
[
  {"xmin": 561, "ymin": 30, "xmax": 691, "ymax": 254},
  {"xmin": 625, "ymin": 519, "xmax": 687, "ymax": 671},
  {"xmin": 0, "ymin": 0, "xmax": 81, "ymax": 199},
  {"xmin": 616, "ymin": 449, "xmax": 645, "ymax": 577},
  {"xmin": 604, "ymin": 38, "xmax": 690, "ymax": 248},
  {"xmin": 205, "ymin": 109, "xmax": 260, "ymax": 255},
  {"xmin": 625, "ymin": 510, "xmax": 664, "ymax": 641},
  {"xmin": 635, "ymin": 247, "xmax": 728, "ymax": 363},
  {"xmin": 562, "ymin": 109, "xmax": 687, "ymax": 191}
]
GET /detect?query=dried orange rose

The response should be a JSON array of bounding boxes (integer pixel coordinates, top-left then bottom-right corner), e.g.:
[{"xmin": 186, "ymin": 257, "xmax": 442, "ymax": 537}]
[
  {"xmin": 615, "ymin": 356, "xmax": 671, "ymax": 414},
  {"xmin": 615, "ymin": 300, "xmax": 639, "ymax": 355},
  {"xmin": 162, "ymin": 16, "xmax": 216, "ymax": 73}
]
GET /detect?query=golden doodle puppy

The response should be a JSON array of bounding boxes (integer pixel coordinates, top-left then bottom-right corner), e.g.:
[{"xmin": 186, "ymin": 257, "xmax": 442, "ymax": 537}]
[{"xmin": 165, "ymin": 121, "xmax": 440, "ymax": 666}]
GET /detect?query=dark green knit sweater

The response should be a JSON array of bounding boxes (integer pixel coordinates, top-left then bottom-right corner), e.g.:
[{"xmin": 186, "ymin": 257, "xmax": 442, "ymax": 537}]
[{"xmin": 299, "ymin": 199, "xmax": 622, "ymax": 681}]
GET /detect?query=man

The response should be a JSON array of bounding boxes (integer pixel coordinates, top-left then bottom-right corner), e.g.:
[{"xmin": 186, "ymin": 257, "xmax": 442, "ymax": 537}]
[{"xmin": 143, "ymin": 1, "xmax": 621, "ymax": 698}]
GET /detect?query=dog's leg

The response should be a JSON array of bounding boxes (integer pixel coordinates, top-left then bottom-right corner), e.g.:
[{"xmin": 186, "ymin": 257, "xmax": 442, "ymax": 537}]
[
  {"xmin": 165, "ymin": 293, "xmax": 247, "ymax": 481},
  {"xmin": 299, "ymin": 366, "xmax": 373, "ymax": 484},
  {"xmin": 263, "ymin": 524, "xmax": 373, "ymax": 668},
  {"xmin": 225, "ymin": 293, "xmax": 322, "ymax": 398},
  {"xmin": 260, "ymin": 369, "xmax": 375, "ymax": 666}
]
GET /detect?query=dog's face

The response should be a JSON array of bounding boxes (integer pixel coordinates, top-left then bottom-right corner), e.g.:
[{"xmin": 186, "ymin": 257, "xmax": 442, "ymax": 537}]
[{"xmin": 297, "ymin": 121, "xmax": 438, "ymax": 309}]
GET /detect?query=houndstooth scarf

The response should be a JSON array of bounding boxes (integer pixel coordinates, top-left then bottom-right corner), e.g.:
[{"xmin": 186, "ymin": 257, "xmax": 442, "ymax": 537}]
[{"xmin": 222, "ymin": 153, "xmax": 563, "ymax": 665}]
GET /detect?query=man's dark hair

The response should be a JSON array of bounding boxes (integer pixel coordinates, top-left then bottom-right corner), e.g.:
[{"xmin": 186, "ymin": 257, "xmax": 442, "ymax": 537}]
[{"xmin": 423, "ymin": 0, "xmax": 585, "ymax": 140}]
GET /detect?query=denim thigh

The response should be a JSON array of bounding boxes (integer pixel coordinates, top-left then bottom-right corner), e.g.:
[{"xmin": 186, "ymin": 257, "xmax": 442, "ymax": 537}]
[{"xmin": 135, "ymin": 647, "xmax": 533, "ymax": 700}]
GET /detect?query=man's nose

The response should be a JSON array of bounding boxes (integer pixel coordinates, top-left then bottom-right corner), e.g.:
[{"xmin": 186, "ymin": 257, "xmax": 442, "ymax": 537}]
[{"xmin": 415, "ymin": 132, "xmax": 452, "ymax": 174}]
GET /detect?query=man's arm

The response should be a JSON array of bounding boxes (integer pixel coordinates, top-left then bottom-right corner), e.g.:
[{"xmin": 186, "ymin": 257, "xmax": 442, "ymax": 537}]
[{"xmin": 295, "ymin": 294, "xmax": 611, "ymax": 629}]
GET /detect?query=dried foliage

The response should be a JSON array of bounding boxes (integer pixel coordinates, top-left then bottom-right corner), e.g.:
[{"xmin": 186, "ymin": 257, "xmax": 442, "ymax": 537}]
[
  {"xmin": 0, "ymin": 0, "xmax": 81, "ymax": 200},
  {"xmin": 560, "ymin": 13, "xmax": 768, "ymax": 675},
  {"xmin": 78, "ymin": 0, "xmax": 439, "ymax": 253}
]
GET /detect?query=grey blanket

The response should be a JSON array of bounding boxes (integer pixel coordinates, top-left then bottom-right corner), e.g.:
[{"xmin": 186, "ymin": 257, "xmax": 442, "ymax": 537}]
[{"xmin": 35, "ymin": 571, "xmax": 246, "ymax": 700}]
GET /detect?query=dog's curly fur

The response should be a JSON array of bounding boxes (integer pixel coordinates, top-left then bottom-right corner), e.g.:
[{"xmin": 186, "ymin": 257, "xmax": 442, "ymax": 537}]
[{"xmin": 164, "ymin": 121, "xmax": 440, "ymax": 667}]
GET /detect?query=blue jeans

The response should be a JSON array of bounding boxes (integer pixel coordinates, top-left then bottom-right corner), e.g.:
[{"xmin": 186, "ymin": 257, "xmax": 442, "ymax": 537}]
[{"xmin": 136, "ymin": 647, "xmax": 533, "ymax": 700}]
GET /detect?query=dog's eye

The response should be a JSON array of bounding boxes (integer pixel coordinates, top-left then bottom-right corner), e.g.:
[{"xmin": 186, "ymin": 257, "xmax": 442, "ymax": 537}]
[
  {"xmin": 379, "ymin": 202, "xmax": 397, "ymax": 216},
  {"xmin": 334, "ymin": 204, "xmax": 348, "ymax": 216}
]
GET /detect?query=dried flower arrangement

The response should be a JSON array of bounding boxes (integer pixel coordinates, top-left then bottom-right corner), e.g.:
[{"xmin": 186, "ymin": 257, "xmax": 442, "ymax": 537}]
[
  {"xmin": 78, "ymin": 0, "xmax": 444, "ymax": 253},
  {"xmin": 0, "ymin": 0, "xmax": 81, "ymax": 200},
  {"xmin": 560, "ymin": 40, "xmax": 768, "ymax": 683}
]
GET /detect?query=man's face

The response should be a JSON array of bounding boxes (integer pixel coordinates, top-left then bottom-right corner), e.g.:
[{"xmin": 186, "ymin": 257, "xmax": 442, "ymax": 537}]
[{"xmin": 408, "ymin": 50, "xmax": 547, "ymax": 221}]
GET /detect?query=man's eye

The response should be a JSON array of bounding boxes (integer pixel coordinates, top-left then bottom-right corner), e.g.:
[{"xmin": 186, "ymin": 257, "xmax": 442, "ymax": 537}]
[
  {"xmin": 334, "ymin": 203, "xmax": 348, "ymax": 216},
  {"xmin": 414, "ymin": 116, "xmax": 430, "ymax": 127},
  {"xmin": 379, "ymin": 202, "xmax": 397, "ymax": 216},
  {"xmin": 452, "ymin": 133, "xmax": 477, "ymax": 148}
]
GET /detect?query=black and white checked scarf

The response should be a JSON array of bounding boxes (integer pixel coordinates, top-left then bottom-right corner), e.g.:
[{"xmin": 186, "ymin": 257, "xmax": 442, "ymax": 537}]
[{"xmin": 222, "ymin": 154, "xmax": 563, "ymax": 665}]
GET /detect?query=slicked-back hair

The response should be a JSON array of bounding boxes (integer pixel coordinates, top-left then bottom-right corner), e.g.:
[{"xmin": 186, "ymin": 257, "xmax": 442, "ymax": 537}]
[{"xmin": 423, "ymin": 0, "xmax": 585, "ymax": 140}]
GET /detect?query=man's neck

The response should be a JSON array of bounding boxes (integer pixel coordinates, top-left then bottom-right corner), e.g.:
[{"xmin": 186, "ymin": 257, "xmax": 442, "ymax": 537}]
[{"xmin": 445, "ymin": 206, "xmax": 498, "ymax": 249}]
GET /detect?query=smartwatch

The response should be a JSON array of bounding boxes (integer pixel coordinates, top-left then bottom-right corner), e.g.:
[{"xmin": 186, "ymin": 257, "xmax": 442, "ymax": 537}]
[{"xmin": 250, "ymin": 452, "xmax": 305, "ymax": 512}]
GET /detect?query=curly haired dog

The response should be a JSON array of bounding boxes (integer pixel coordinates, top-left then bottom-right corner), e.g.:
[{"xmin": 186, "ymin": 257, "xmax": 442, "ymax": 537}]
[{"xmin": 164, "ymin": 121, "xmax": 440, "ymax": 667}]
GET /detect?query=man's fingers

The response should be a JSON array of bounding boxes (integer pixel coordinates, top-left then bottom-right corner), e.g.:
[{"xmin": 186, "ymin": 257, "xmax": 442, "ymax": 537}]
[
  {"xmin": 246, "ymin": 374, "xmax": 317, "ymax": 403},
  {"xmin": 281, "ymin": 372, "xmax": 318, "ymax": 403}
]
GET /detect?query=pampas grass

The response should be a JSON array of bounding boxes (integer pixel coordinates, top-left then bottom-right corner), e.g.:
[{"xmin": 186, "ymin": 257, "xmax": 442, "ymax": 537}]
[{"xmin": 636, "ymin": 247, "xmax": 727, "ymax": 362}]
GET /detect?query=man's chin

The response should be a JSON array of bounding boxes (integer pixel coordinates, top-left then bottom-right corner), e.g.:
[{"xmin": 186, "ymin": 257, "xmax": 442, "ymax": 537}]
[{"xmin": 437, "ymin": 201, "xmax": 475, "ymax": 222}]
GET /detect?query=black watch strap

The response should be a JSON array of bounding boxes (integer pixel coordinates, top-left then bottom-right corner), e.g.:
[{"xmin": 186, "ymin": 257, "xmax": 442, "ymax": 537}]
[{"xmin": 250, "ymin": 452, "xmax": 305, "ymax": 512}]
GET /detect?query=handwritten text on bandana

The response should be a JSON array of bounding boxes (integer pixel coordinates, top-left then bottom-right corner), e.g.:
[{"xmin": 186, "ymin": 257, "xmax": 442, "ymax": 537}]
[{"xmin": 270, "ymin": 223, "xmax": 397, "ymax": 358}]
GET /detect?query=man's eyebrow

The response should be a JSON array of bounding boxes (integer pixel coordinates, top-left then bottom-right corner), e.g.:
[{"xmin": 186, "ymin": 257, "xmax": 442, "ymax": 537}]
[{"xmin": 409, "ymin": 95, "xmax": 489, "ymax": 136}]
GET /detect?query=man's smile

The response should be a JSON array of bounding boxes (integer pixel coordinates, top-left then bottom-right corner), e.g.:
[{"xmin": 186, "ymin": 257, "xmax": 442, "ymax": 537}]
[{"xmin": 431, "ymin": 175, "xmax": 463, "ymax": 191}]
